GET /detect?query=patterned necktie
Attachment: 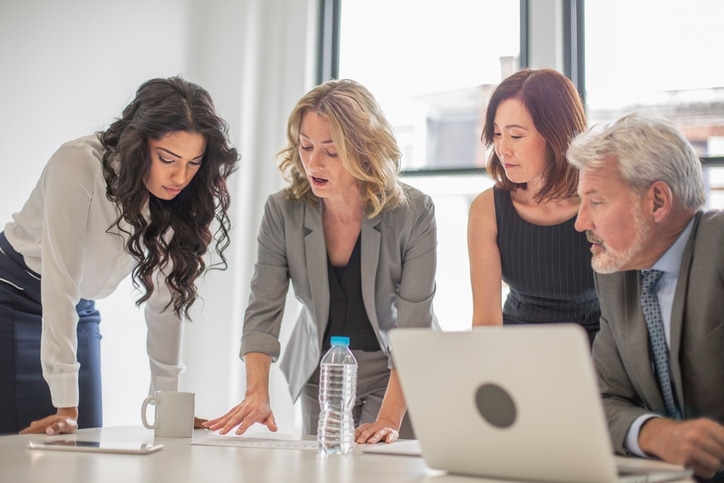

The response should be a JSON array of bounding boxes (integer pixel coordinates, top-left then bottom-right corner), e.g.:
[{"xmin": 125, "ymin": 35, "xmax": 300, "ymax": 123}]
[{"xmin": 640, "ymin": 269, "xmax": 681, "ymax": 419}]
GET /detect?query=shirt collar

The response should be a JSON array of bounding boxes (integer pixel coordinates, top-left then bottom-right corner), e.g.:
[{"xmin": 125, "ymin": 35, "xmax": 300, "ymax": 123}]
[{"xmin": 650, "ymin": 216, "xmax": 696, "ymax": 276}]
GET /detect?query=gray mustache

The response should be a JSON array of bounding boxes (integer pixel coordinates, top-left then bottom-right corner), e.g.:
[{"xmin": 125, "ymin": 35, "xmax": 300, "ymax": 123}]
[{"xmin": 586, "ymin": 231, "xmax": 603, "ymax": 245}]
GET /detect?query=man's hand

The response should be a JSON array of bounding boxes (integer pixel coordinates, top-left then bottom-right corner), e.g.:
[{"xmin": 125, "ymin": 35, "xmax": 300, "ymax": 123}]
[{"xmin": 639, "ymin": 417, "xmax": 724, "ymax": 479}]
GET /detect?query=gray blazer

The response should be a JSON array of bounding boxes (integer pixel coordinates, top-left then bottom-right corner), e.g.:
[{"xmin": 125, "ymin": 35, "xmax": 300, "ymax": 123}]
[
  {"xmin": 240, "ymin": 185, "xmax": 438, "ymax": 400},
  {"xmin": 592, "ymin": 210, "xmax": 724, "ymax": 454}
]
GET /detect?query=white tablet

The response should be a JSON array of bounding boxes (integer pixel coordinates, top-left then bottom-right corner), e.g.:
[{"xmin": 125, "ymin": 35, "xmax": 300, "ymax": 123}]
[{"xmin": 27, "ymin": 439, "xmax": 163, "ymax": 455}]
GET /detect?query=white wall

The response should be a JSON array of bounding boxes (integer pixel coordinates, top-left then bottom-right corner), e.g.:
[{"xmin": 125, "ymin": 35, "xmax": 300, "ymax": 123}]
[
  {"xmin": 0, "ymin": 0, "xmax": 318, "ymax": 431},
  {"xmin": 0, "ymin": 1, "xmax": 192, "ymax": 223}
]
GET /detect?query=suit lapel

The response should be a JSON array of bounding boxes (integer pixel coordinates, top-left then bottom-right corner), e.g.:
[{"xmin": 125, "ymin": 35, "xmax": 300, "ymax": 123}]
[
  {"xmin": 303, "ymin": 203, "xmax": 330, "ymax": 348},
  {"xmin": 668, "ymin": 212, "xmax": 701, "ymax": 414},
  {"xmin": 361, "ymin": 215, "xmax": 381, "ymax": 334}
]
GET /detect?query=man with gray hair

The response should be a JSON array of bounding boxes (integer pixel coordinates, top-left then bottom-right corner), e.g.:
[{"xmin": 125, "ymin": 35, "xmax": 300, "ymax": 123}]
[{"xmin": 569, "ymin": 111, "xmax": 724, "ymax": 481}]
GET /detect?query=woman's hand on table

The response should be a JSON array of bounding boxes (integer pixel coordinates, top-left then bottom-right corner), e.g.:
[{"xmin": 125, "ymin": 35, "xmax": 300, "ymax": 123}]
[
  {"xmin": 202, "ymin": 393, "xmax": 277, "ymax": 435},
  {"xmin": 19, "ymin": 407, "xmax": 78, "ymax": 435},
  {"xmin": 355, "ymin": 418, "xmax": 400, "ymax": 444}
]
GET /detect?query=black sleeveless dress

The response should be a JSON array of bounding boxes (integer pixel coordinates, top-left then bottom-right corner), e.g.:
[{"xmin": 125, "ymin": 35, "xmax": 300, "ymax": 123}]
[{"xmin": 494, "ymin": 188, "xmax": 600, "ymax": 345}]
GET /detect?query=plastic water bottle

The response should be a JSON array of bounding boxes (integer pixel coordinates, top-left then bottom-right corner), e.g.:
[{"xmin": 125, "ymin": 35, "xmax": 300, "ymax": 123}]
[{"xmin": 317, "ymin": 336, "xmax": 358, "ymax": 455}]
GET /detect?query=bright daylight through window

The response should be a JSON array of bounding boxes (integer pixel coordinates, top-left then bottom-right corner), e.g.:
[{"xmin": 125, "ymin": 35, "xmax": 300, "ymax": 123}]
[
  {"xmin": 585, "ymin": 0, "xmax": 724, "ymax": 209},
  {"xmin": 338, "ymin": 0, "xmax": 520, "ymax": 172}
]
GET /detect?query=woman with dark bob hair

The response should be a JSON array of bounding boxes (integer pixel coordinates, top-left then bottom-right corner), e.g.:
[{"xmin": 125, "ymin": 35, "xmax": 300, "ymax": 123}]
[
  {"xmin": 467, "ymin": 68, "xmax": 600, "ymax": 345},
  {"xmin": 0, "ymin": 76, "xmax": 239, "ymax": 434}
]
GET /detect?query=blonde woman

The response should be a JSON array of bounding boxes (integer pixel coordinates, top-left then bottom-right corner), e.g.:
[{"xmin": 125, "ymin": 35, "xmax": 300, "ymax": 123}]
[{"xmin": 205, "ymin": 79, "xmax": 438, "ymax": 444}]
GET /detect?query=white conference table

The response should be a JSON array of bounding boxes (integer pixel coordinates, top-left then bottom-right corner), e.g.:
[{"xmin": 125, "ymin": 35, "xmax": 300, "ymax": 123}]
[
  {"xmin": 0, "ymin": 425, "xmax": 478, "ymax": 483},
  {"xmin": 0, "ymin": 425, "xmax": 694, "ymax": 483}
]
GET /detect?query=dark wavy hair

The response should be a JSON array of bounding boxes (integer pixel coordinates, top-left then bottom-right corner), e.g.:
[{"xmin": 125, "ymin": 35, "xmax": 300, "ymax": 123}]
[
  {"xmin": 482, "ymin": 68, "xmax": 586, "ymax": 202},
  {"xmin": 100, "ymin": 76, "xmax": 239, "ymax": 318}
]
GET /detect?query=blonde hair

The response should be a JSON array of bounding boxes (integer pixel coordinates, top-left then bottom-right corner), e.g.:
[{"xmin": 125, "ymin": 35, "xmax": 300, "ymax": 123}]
[{"xmin": 278, "ymin": 79, "xmax": 406, "ymax": 217}]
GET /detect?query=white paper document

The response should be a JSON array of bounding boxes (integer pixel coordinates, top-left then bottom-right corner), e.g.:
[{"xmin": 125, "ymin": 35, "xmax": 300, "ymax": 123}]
[
  {"xmin": 361, "ymin": 439, "xmax": 422, "ymax": 457},
  {"xmin": 192, "ymin": 434, "xmax": 318, "ymax": 451}
]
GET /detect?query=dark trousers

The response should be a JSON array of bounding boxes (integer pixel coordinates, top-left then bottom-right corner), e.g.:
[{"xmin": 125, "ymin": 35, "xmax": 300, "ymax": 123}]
[
  {"xmin": 504, "ymin": 317, "xmax": 598, "ymax": 349},
  {"xmin": 0, "ymin": 232, "xmax": 102, "ymax": 434},
  {"xmin": 301, "ymin": 349, "xmax": 415, "ymax": 439}
]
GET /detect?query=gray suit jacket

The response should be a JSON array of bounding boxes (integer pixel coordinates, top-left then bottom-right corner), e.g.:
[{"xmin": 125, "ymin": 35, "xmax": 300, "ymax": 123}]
[
  {"xmin": 240, "ymin": 185, "xmax": 438, "ymax": 400},
  {"xmin": 593, "ymin": 210, "xmax": 724, "ymax": 454}
]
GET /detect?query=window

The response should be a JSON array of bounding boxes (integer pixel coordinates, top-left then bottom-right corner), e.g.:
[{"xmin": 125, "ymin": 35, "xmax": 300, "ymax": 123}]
[
  {"xmin": 584, "ymin": 0, "xmax": 724, "ymax": 209},
  {"xmin": 337, "ymin": 0, "xmax": 521, "ymax": 172}
]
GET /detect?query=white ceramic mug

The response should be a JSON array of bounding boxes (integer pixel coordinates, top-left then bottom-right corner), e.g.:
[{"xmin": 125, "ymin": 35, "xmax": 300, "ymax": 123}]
[{"xmin": 141, "ymin": 391, "xmax": 195, "ymax": 438}]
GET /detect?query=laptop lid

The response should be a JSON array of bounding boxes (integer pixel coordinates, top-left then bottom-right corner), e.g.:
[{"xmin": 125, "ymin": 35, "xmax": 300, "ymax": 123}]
[{"xmin": 389, "ymin": 324, "xmax": 690, "ymax": 483}]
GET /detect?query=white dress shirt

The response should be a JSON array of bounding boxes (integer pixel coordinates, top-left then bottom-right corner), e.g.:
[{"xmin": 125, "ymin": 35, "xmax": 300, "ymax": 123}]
[{"xmin": 4, "ymin": 135, "xmax": 184, "ymax": 408}]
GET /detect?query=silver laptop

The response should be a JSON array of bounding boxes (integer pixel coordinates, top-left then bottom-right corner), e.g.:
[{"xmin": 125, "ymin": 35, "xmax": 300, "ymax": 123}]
[{"xmin": 389, "ymin": 325, "xmax": 693, "ymax": 483}]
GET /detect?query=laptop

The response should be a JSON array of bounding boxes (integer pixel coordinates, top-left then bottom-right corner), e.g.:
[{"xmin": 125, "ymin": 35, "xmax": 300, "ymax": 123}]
[{"xmin": 388, "ymin": 325, "xmax": 693, "ymax": 483}]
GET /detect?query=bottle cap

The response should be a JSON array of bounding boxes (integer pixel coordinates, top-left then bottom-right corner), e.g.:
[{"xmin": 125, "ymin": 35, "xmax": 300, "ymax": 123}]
[{"xmin": 330, "ymin": 336, "xmax": 350, "ymax": 346}]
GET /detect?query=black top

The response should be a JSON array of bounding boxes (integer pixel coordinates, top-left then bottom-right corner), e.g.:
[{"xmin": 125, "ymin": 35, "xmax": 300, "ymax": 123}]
[
  {"xmin": 323, "ymin": 235, "xmax": 381, "ymax": 351},
  {"xmin": 494, "ymin": 188, "xmax": 600, "ymax": 331}
]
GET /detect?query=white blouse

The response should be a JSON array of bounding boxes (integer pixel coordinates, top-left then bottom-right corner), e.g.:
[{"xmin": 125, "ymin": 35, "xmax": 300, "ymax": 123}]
[{"xmin": 4, "ymin": 135, "xmax": 184, "ymax": 408}]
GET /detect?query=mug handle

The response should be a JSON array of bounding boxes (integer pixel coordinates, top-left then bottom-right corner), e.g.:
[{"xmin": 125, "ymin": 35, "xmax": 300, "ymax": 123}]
[{"xmin": 141, "ymin": 396, "xmax": 158, "ymax": 430}]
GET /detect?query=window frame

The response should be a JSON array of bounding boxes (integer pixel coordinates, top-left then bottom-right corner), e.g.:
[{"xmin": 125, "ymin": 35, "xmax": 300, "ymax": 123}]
[{"xmin": 316, "ymin": 0, "xmax": 534, "ymax": 175}]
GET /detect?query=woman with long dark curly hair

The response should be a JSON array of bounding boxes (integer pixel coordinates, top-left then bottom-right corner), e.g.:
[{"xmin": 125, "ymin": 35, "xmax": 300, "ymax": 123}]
[{"xmin": 0, "ymin": 76, "xmax": 239, "ymax": 435}]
